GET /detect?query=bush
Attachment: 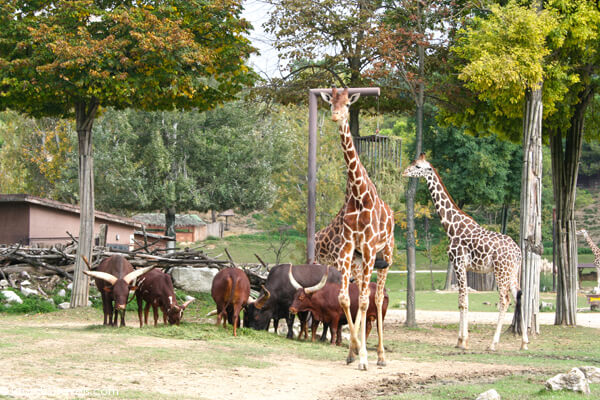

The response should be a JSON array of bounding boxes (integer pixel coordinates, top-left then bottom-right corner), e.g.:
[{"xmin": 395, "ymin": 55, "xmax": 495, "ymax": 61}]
[{"xmin": 0, "ymin": 290, "xmax": 56, "ymax": 314}]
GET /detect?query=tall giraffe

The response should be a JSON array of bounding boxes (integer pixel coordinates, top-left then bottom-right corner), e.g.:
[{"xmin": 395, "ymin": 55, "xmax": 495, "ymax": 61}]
[
  {"xmin": 314, "ymin": 87, "xmax": 395, "ymax": 370},
  {"xmin": 576, "ymin": 229, "xmax": 600, "ymax": 288},
  {"xmin": 403, "ymin": 154, "xmax": 527, "ymax": 351}
]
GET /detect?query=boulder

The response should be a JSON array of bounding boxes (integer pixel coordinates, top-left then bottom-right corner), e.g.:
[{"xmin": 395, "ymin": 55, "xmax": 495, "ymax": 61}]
[
  {"xmin": 579, "ymin": 366, "xmax": 600, "ymax": 383},
  {"xmin": 170, "ymin": 267, "xmax": 218, "ymax": 293},
  {"xmin": 540, "ymin": 301, "xmax": 554, "ymax": 310},
  {"xmin": 58, "ymin": 302, "xmax": 70, "ymax": 310},
  {"xmin": 20, "ymin": 287, "xmax": 39, "ymax": 296},
  {"xmin": 546, "ymin": 368, "xmax": 590, "ymax": 394},
  {"xmin": 476, "ymin": 389, "xmax": 501, "ymax": 400},
  {"xmin": 1, "ymin": 290, "xmax": 23, "ymax": 304},
  {"xmin": 20, "ymin": 280, "xmax": 31, "ymax": 286},
  {"xmin": 0, "ymin": 279, "xmax": 8, "ymax": 289},
  {"xmin": 57, "ymin": 289, "xmax": 66, "ymax": 297}
]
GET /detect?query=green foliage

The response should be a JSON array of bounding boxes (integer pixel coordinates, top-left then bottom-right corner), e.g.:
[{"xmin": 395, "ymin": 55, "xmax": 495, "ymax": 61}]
[
  {"xmin": 0, "ymin": 0, "xmax": 257, "ymax": 117},
  {"xmin": 0, "ymin": 290, "xmax": 56, "ymax": 314}
]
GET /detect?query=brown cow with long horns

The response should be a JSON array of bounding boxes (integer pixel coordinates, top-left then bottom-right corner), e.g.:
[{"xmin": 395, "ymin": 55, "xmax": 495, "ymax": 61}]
[{"xmin": 83, "ymin": 255, "xmax": 154, "ymax": 327}]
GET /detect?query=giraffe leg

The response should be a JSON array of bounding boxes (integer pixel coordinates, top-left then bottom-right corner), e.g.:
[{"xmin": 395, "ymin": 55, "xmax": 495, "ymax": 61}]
[
  {"xmin": 489, "ymin": 288, "xmax": 510, "ymax": 351},
  {"xmin": 338, "ymin": 251, "xmax": 360, "ymax": 364},
  {"xmin": 375, "ymin": 266, "xmax": 389, "ymax": 366},
  {"xmin": 454, "ymin": 259, "xmax": 469, "ymax": 350}
]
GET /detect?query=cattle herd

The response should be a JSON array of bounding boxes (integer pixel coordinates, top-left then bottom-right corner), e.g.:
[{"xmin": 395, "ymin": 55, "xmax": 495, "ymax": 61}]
[{"xmin": 85, "ymin": 255, "xmax": 389, "ymax": 358}]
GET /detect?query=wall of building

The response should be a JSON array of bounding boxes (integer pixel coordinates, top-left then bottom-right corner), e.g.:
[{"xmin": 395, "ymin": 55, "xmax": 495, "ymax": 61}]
[{"xmin": 0, "ymin": 203, "xmax": 30, "ymax": 244}]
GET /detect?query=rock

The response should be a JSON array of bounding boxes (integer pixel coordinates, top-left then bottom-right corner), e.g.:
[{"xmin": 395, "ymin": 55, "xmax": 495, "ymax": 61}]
[
  {"xmin": 546, "ymin": 368, "xmax": 590, "ymax": 394},
  {"xmin": 476, "ymin": 389, "xmax": 501, "ymax": 400},
  {"xmin": 0, "ymin": 279, "xmax": 8, "ymax": 289},
  {"xmin": 19, "ymin": 271, "xmax": 31, "ymax": 280},
  {"xmin": 20, "ymin": 280, "xmax": 31, "ymax": 286},
  {"xmin": 579, "ymin": 366, "xmax": 600, "ymax": 383},
  {"xmin": 1, "ymin": 290, "xmax": 23, "ymax": 304},
  {"xmin": 170, "ymin": 267, "xmax": 218, "ymax": 293},
  {"xmin": 46, "ymin": 298, "xmax": 55, "ymax": 305},
  {"xmin": 57, "ymin": 289, "xmax": 66, "ymax": 297},
  {"xmin": 593, "ymin": 287, "xmax": 600, "ymax": 295},
  {"xmin": 67, "ymin": 282, "xmax": 73, "ymax": 290},
  {"xmin": 20, "ymin": 287, "xmax": 39, "ymax": 296},
  {"xmin": 540, "ymin": 301, "xmax": 554, "ymax": 310},
  {"xmin": 58, "ymin": 302, "xmax": 71, "ymax": 310},
  {"xmin": 87, "ymin": 300, "xmax": 92, "ymax": 307}
]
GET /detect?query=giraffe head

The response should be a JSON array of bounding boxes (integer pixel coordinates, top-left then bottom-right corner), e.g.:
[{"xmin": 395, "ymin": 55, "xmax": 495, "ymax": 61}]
[
  {"xmin": 402, "ymin": 153, "xmax": 434, "ymax": 178},
  {"xmin": 320, "ymin": 87, "xmax": 360, "ymax": 126},
  {"xmin": 577, "ymin": 229, "xmax": 588, "ymax": 236}
]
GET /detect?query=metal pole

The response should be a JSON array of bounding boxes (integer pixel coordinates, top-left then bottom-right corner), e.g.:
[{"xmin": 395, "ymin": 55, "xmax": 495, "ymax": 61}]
[{"xmin": 306, "ymin": 87, "xmax": 381, "ymax": 264}]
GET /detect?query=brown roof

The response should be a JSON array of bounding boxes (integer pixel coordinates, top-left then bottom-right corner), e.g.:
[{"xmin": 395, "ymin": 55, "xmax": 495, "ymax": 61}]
[{"xmin": 0, "ymin": 194, "xmax": 142, "ymax": 228}]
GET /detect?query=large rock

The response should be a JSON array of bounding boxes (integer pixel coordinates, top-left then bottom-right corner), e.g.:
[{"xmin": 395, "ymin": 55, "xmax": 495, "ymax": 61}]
[
  {"xmin": 579, "ymin": 366, "xmax": 600, "ymax": 383},
  {"xmin": 1, "ymin": 290, "xmax": 23, "ymax": 304},
  {"xmin": 170, "ymin": 267, "xmax": 218, "ymax": 293},
  {"xmin": 476, "ymin": 389, "xmax": 501, "ymax": 400},
  {"xmin": 546, "ymin": 368, "xmax": 590, "ymax": 394},
  {"xmin": 20, "ymin": 287, "xmax": 39, "ymax": 296}
]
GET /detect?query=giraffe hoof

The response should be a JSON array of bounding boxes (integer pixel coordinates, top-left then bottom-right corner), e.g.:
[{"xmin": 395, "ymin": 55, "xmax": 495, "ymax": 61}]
[
  {"xmin": 377, "ymin": 360, "xmax": 386, "ymax": 367},
  {"xmin": 346, "ymin": 354, "xmax": 356, "ymax": 364},
  {"xmin": 520, "ymin": 344, "xmax": 528, "ymax": 351},
  {"xmin": 487, "ymin": 345, "xmax": 497, "ymax": 352},
  {"xmin": 358, "ymin": 363, "xmax": 368, "ymax": 371}
]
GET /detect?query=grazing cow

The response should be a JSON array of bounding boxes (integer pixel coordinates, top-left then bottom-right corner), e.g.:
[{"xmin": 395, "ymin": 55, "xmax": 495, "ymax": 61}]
[
  {"xmin": 243, "ymin": 263, "xmax": 341, "ymax": 339},
  {"xmin": 135, "ymin": 268, "xmax": 194, "ymax": 327},
  {"xmin": 82, "ymin": 255, "xmax": 154, "ymax": 327},
  {"xmin": 211, "ymin": 268, "xmax": 251, "ymax": 336},
  {"xmin": 289, "ymin": 267, "xmax": 388, "ymax": 345}
]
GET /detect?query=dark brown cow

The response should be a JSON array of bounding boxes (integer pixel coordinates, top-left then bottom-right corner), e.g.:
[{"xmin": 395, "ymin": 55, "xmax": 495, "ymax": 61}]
[
  {"xmin": 211, "ymin": 267, "xmax": 251, "ymax": 336},
  {"xmin": 289, "ymin": 266, "xmax": 388, "ymax": 345},
  {"xmin": 82, "ymin": 255, "xmax": 154, "ymax": 327},
  {"xmin": 135, "ymin": 268, "xmax": 194, "ymax": 327}
]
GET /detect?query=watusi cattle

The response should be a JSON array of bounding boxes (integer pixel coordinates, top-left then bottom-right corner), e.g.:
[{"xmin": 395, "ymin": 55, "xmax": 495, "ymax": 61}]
[
  {"xmin": 243, "ymin": 263, "xmax": 341, "ymax": 339},
  {"xmin": 135, "ymin": 268, "xmax": 194, "ymax": 327},
  {"xmin": 289, "ymin": 267, "xmax": 389, "ymax": 345},
  {"xmin": 211, "ymin": 267, "xmax": 251, "ymax": 336},
  {"xmin": 82, "ymin": 255, "xmax": 154, "ymax": 327}
]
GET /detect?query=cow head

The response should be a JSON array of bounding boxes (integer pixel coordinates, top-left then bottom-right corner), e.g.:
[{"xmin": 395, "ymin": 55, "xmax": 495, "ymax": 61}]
[
  {"xmin": 242, "ymin": 285, "xmax": 271, "ymax": 330},
  {"xmin": 288, "ymin": 265, "xmax": 328, "ymax": 314},
  {"xmin": 166, "ymin": 298, "xmax": 194, "ymax": 326},
  {"xmin": 84, "ymin": 266, "xmax": 155, "ymax": 310}
]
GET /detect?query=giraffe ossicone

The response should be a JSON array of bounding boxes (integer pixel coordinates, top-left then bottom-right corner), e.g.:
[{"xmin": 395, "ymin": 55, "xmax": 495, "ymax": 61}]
[
  {"xmin": 403, "ymin": 153, "xmax": 528, "ymax": 351},
  {"xmin": 314, "ymin": 87, "xmax": 395, "ymax": 370}
]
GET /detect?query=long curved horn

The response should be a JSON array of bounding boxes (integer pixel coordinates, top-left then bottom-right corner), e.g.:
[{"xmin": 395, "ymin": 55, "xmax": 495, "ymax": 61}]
[
  {"xmin": 181, "ymin": 299, "xmax": 194, "ymax": 309},
  {"xmin": 83, "ymin": 270, "xmax": 118, "ymax": 285},
  {"xmin": 206, "ymin": 309, "xmax": 218, "ymax": 317},
  {"xmin": 305, "ymin": 266, "xmax": 329, "ymax": 294},
  {"xmin": 123, "ymin": 266, "xmax": 155, "ymax": 285},
  {"xmin": 254, "ymin": 285, "xmax": 270, "ymax": 310},
  {"xmin": 288, "ymin": 264, "xmax": 302, "ymax": 290}
]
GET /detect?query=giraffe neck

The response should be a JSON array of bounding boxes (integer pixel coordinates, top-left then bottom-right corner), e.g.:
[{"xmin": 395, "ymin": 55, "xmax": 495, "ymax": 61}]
[
  {"xmin": 583, "ymin": 233, "xmax": 600, "ymax": 255},
  {"xmin": 338, "ymin": 118, "xmax": 370, "ymax": 200},
  {"xmin": 424, "ymin": 168, "xmax": 474, "ymax": 234}
]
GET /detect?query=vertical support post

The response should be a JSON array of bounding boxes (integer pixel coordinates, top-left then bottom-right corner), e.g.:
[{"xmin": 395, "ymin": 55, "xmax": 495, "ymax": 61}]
[{"xmin": 307, "ymin": 91, "xmax": 318, "ymax": 263}]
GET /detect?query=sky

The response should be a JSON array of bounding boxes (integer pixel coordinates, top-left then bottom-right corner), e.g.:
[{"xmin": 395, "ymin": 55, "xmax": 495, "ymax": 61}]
[{"xmin": 241, "ymin": 0, "xmax": 280, "ymax": 79}]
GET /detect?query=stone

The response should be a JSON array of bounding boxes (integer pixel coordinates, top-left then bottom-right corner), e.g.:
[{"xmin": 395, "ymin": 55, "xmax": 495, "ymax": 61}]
[
  {"xmin": 545, "ymin": 368, "xmax": 590, "ymax": 394},
  {"xmin": 19, "ymin": 271, "xmax": 31, "ymax": 280},
  {"xmin": 58, "ymin": 302, "xmax": 71, "ymax": 310},
  {"xmin": 170, "ymin": 267, "xmax": 218, "ymax": 293},
  {"xmin": 0, "ymin": 279, "xmax": 8, "ymax": 289},
  {"xmin": 46, "ymin": 298, "xmax": 55, "ymax": 305},
  {"xmin": 67, "ymin": 282, "xmax": 73, "ymax": 290},
  {"xmin": 579, "ymin": 366, "xmax": 600, "ymax": 383},
  {"xmin": 1, "ymin": 290, "xmax": 23, "ymax": 304},
  {"xmin": 476, "ymin": 389, "xmax": 501, "ymax": 400},
  {"xmin": 592, "ymin": 287, "xmax": 600, "ymax": 295},
  {"xmin": 540, "ymin": 301, "xmax": 554, "ymax": 310},
  {"xmin": 20, "ymin": 280, "xmax": 31, "ymax": 286},
  {"xmin": 20, "ymin": 287, "xmax": 39, "ymax": 296},
  {"xmin": 57, "ymin": 289, "xmax": 66, "ymax": 297}
]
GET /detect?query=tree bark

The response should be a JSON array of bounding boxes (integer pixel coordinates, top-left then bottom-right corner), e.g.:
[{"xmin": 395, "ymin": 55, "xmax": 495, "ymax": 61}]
[
  {"xmin": 513, "ymin": 87, "xmax": 543, "ymax": 335},
  {"xmin": 70, "ymin": 99, "xmax": 99, "ymax": 308},
  {"xmin": 551, "ymin": 88, "xmax": 592, "ymax": 325},
  {"xmin": 165, "ymin": 207, "xmax": 176, "ymax": 238}
]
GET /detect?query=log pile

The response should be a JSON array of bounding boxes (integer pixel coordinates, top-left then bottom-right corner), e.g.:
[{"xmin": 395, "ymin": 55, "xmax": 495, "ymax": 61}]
[{"xmin": 0, "ymin": 242, "xmax": 269, "ymax": 290}]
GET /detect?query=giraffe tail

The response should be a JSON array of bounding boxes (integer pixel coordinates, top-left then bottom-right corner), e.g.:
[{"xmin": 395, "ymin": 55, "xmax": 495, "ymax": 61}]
[{"xmin": 508, "ymin": 290, "xmax": 523, "ymax": 335}]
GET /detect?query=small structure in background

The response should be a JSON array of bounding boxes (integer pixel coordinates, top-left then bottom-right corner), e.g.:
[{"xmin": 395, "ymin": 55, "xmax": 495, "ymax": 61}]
[
  {"xmin": 354, "ymin": 134, "xmax": 401, "ymax": 181},
  {"xmin": 218, "ymin": 209, "xmax": 235, "ymax": 231},
  {"xmin": 132, "ymin": 213, "xmax": 223, "ymax": 242},
  {"xmin": 0, "ymin": 194, "xmax": 139, "ymax": 251}
]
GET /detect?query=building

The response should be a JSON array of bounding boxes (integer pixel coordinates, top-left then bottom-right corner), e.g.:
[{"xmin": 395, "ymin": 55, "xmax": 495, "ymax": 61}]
[
  {"xmin": 0, "ymin": 194, "xmax": 141, "ymax": 250},
  {"xmin": 132, "ymin": 213, "xmax": 222, "ymax": 242}
]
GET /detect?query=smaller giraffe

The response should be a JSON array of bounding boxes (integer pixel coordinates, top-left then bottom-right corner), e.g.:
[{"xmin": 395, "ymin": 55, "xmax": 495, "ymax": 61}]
[
  {"xmin": 576, "ymin": 229, "xmax": 600, "ymax": 289},
  {"xmin": 403, "ymin": 154, "xmax": 527, "ymax": 351}
]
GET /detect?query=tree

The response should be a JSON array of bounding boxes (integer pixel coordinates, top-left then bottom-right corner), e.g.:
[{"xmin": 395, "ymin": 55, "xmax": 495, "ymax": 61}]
[
  {"xmin": 263, "ymin": 0, "xmax": 384, "ymax": 136},
  {"xmin": 0, "ymin": 0, "xmax": 256, "ymax": 306}
]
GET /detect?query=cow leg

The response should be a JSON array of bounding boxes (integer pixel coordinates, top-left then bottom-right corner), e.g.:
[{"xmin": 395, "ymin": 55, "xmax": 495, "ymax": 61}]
[
  {"xmin": 375, "ymin": 266, "xmax": 389, "ymax": 366},
  {"xmin": 101, "ymin": 292, "xmax": 110, "ymax": 325},
  {"xmin": 144, "ymin": 302, "xmax": 151, "ymax": 325},
  {"xmin": 232, "ymin": 305, "xmax": 243, "ymax": 337},
  {"xmin": 272, "ymin": 318, "xmax": 278, "ymax": 334},
  {"xmin": 137, "ymin": 296, "xmax": 144, "ymax": 328},
  {"xmin": 320, "ymin": 322, "xmax": 329, "ymax": 342},
  {"xmin": 311, "ymin": 319, "xmax": 320, "ymax": 342},
  {"xmin": 336, "ymin": 321, "xmax": 343, "ymax": 346},
  {"xmin": 286, "ymin": 313, "xmax": 295, "ymax": 339},
  {"xmin": 162, "ymin": 306, "xmax": 168, "ymax": 325},
  {"xmin": 120, "ymin": 309, "xmax": 126, "ymax": 327},
  {"xmin": 152, "ymin": 305, "xmax": 159, "ymax": 327},
  {"xmin": 330, "ymin": 316, "xmax": 340, "ymax": 346},
  {"xmin": 298, "ymin": 311, "xmax": 308, "ymax": 340}
]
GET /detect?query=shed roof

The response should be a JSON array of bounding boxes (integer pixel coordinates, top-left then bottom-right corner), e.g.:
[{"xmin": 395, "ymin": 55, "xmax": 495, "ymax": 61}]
[
  {"xmin": 0, "ymin": 194, "xmax": 141, "ymax": 228},
  {"xmin": 218, "ymin": 209, "xmax": 235, "ymax": 217},
  {"xmin": 132, "ymin": 213, "xmax": 206, "ymax": 227}
]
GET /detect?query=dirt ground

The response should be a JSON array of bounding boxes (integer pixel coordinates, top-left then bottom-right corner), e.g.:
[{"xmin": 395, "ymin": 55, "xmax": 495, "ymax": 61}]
[{"xmin": 0, "ymin": 312, "xmax": 538, "ymax": 400}]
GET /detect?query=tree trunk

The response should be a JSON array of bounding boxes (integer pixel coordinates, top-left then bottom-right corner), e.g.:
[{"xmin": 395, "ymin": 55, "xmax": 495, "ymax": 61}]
[
  {"xmin": 551, "ymin": 88, "xmax": 591, "ymax": 325},
  {"xmin": 500, "ymin": 203, "xmax": 509, "ymax": 235},
  {"xmin": 165, "ymin": 207, "xmax": 176, "ymax": 238},
  {"xmin": 70, "ymin": 100, "xmax": 99, "ymax": 308},
  {"xmin": 444, "ymin": 260, "xmax": 454, "ymax": 290},
  {"xmin": 513, "ymin": 87, "xmax": 543, "ymax": 335},
  {"xmin": 211, "ymin": 209, "xmax": 217, "ymax": 223}
]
